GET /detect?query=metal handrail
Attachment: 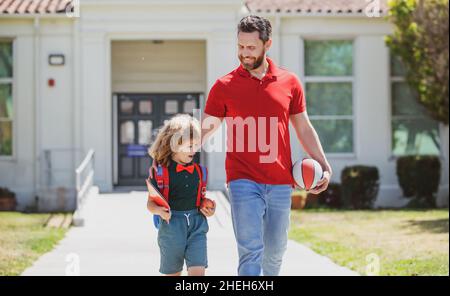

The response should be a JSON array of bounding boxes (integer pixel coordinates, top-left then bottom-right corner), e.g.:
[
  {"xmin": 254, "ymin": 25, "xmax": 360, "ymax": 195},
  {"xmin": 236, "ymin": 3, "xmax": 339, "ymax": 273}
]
[
  {"xmin": 75, "ymin": 149, "xmax": 95, "ymax": 210},
  {"xmin": 41, "ymin": 148, "xmax": 84, "ymax": 189}
]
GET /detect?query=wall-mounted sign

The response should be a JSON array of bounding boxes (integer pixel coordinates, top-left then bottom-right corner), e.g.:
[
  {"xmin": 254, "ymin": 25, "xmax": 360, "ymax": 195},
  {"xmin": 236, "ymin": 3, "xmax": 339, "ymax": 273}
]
[
  {"xmin": 48, "ymin": 54, "xmax": 65, "ymax": 66},
  {"xmin": 127, "ymin": 144, "xmax": 148, "ymax": 157}
]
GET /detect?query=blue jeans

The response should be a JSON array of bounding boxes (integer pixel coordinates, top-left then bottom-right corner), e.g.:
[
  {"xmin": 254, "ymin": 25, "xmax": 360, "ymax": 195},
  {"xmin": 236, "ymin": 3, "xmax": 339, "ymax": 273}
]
[{"xmin": 227, "ymin": 178, "xmax": 293, "ymax": 276}]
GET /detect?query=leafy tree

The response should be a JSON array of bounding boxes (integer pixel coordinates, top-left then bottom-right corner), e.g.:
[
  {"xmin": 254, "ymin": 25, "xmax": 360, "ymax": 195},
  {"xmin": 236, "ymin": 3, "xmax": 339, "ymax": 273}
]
[{"xmin": 386, "ymin": 0, "xmax": 449, "ymax": 124}]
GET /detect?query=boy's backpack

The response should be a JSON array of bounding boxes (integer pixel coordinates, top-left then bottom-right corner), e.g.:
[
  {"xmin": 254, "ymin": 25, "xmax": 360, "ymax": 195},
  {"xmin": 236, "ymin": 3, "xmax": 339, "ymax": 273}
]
[
  {"xmin": 154, "ymin": 162, "xmax": 208, "ymax": 207},
  {"xmin": 149, "ymin": 162, "xmax": 208, "ymax": 229}
]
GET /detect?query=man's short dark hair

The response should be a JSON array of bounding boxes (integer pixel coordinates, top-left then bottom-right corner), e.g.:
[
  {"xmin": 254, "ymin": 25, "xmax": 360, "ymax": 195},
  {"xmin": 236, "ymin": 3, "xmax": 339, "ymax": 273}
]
[{"xmin": 237, "ymin": 15, "xmax": 272, "ymax": 43}]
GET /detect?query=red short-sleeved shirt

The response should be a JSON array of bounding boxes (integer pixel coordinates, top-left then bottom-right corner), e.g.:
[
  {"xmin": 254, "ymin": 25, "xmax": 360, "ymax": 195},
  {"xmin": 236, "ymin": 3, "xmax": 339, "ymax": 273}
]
[{"xmin": 204, "ymin": 57, "xmax": 306, "ymax": 186}]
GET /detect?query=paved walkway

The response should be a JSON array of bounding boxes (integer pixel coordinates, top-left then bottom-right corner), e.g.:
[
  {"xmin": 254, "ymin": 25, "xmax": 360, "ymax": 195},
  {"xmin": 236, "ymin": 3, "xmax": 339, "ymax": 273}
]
[{"xmin": 22, "ymin": 190, "xmax": 358, "ymax": 276}]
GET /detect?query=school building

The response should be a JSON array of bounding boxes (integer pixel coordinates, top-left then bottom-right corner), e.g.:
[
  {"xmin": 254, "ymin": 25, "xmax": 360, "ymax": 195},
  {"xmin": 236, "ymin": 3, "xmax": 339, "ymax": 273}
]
[{"xmin": 0, "ymin": 0, "xmax": 448, "ymax": 211}]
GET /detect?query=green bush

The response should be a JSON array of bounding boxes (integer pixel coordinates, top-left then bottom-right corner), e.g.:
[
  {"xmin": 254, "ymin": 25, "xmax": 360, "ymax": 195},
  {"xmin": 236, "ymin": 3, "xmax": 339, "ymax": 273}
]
[
  {"xmin": 305, "ymin": 183, "xmax": 342, "ymax": 209},
  {"xmin": 304, "ymin": 192, "xmax": 321, "ymax": 209},
  {"xmin": 0, "ymin": 187, "xmax": 16, "ymax": 211},
  {"xmin": 318, "ymin": 183, "xmax": 342, "ymax": 208},
  {"xmin": 396, "ymin": 155, "xmax": 441, "ymax": 208},
  {"xmin": 0, "ymin": 187, "xmax": 15, "ymax": 199},
  {"xmin": 341, "ymin": 166, "xmax": 380, "ymax": 209}
]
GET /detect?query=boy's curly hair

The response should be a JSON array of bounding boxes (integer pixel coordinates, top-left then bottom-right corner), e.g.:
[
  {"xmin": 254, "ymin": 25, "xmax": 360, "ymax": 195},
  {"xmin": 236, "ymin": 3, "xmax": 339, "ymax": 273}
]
[{"xmin": 148, "ymin": 114, "xmax": 201, "ymax": 168}]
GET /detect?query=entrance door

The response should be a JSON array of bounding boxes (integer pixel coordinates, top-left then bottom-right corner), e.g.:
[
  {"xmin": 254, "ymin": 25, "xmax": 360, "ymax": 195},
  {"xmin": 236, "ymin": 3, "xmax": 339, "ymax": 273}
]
[{"xmin": 116, "ymin": 93, "xmax": 200, "ymax": 186}]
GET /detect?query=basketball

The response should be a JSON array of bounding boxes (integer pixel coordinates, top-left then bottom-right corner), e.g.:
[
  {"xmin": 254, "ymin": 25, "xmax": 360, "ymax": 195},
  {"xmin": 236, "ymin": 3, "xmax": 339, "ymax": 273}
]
[{"xmin": 292, "ymin": 158, "xmax": 324, "ymax": 190}]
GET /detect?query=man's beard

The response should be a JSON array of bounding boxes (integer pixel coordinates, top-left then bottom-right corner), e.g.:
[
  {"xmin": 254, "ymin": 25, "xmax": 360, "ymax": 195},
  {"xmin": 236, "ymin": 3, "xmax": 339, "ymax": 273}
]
[{"xmin": 239, "ymin": 50, "xmax": 266, "ymax": 71}]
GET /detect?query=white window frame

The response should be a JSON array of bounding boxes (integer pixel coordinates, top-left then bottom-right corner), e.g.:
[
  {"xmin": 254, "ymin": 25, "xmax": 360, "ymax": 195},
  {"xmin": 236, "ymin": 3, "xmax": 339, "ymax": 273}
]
[
  {"xmin": 303, "ymin": 39, "xmax": 356, "ymax": 157},
  {"xmin": 389, "ymin": 58, "xmax": 443, "ymax": 160},
  {"xmin": 0, "ymin": 38, "xmax": 15, "ymax": 160}
]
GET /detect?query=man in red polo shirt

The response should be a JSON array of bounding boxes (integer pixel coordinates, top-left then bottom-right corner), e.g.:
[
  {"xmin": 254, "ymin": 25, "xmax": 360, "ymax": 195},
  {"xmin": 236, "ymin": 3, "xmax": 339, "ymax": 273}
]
[{"xmin": 201, "ymin": 15, "xmax": 332, "ymax": 276}]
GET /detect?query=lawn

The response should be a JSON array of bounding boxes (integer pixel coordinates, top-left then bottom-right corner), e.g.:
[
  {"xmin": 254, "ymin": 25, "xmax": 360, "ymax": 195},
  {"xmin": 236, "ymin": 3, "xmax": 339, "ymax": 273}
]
[
  {"xmin": 289, "ymin": 209, "xmax": 449, "ymax": 276},
  {"xmin": 0, "ymin": 212, "xmax": 68, "ymax": 276}
]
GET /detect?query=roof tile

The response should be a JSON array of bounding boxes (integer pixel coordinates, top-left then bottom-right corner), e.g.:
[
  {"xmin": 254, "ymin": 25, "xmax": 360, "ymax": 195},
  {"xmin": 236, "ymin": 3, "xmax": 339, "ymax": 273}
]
[
  {"xmin": 0, "ymin": 0, "xmax": 72, "ymax": 14},
  {"xmin": 246, "ymin": 0, "xmax": 389, "ymax": 15}
]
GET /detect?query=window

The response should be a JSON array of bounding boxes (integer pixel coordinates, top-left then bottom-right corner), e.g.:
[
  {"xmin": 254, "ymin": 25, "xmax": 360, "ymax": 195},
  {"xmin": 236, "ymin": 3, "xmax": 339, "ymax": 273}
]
[
  {"xmin": 0, "ymin": 40, "xmax": 13, "ymax": 157},
  {"xmin": 390, "ymin": 55, "xmax": 440, "ymax": 156},
  {"xmin": 304, "ymin": 40, "xmax": 354, "ymax": 154}
]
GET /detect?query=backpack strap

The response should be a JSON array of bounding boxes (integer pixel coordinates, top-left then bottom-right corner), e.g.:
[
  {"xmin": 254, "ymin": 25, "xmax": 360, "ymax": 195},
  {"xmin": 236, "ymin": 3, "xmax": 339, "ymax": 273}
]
[
  {"xmin": 200, "ymin": 164, "xmax": 208, "ymax": 187},
  {"xmin": 154, "ymin": 164, "xmax": 170, "ymax": 201},
  {"xmin": 193, "ymin": 163, "xmax": 208, "ymax": 207}
]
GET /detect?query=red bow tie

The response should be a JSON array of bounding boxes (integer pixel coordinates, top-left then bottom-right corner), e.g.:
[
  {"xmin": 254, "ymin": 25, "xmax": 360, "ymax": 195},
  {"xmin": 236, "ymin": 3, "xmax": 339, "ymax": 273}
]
[{"xmin": 176, "ymin": 164, "xmax": 195, "ymax": 174}]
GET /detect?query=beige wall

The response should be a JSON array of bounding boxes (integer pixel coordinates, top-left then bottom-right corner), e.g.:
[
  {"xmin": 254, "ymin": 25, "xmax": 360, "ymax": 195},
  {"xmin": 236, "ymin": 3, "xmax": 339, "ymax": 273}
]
[
  {"xmin": 0, "ymin": 20, "xmax": 36, "ymax": 210},
  {"xmin": 0, "ymin": 18, "xmax": 76, "ymax": 211},
  {"xmin": 111, "ymin": 40, "xmax": 206, "ymax": 93}
]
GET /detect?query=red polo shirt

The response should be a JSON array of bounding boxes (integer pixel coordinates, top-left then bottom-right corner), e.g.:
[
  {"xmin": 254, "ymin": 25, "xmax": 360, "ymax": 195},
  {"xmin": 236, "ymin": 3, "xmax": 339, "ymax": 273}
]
[{"xmin": 204, "ymin": 57, "xmax": 306, "ymax": 186}]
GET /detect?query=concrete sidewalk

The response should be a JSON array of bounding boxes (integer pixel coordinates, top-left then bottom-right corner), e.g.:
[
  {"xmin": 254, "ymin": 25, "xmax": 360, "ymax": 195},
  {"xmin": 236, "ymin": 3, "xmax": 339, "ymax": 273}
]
[{"xmin": 22, "ymin": 190, "xmax": 358, "ymax": 276}]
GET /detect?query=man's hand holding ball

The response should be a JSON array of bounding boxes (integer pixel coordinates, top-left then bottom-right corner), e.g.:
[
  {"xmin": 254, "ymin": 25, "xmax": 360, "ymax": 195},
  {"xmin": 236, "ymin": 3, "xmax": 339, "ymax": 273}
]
[{"xmin": 293, "ymin": 158, "xmax": 332, "ymax": 195}]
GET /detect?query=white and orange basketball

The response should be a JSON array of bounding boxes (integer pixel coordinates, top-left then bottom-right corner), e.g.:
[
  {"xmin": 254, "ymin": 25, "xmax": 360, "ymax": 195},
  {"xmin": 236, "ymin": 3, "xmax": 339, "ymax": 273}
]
[{"xmin": 292, "ymin": 158, "xmax": 323, "ymax": 190}]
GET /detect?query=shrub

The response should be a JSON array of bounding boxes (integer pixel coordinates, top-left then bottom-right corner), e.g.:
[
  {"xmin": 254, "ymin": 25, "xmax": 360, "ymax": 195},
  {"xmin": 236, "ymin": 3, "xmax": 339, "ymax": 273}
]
[
  {"xmin": 304, "ymin": 192, "xmax": 321, "ymax": 209},
  {"xmin": 341, "ymin": 166, "xmax": 380, "ymax": 209},
  {"xmin": 397, "ymin": 155, "xmax": 441, "ymax": 208},
  {"xmin": 0, "ymin": 187, "xmax": 17, "ymax": 211},
  {"xmin": 0, "ymin": 187, "xmax": 15, "ymax": 199},
  {"xmin": 318, "ymin": 183, "xmax": 342, "ymax": 208},
  {"xmin": 305, "ymin": 183, "xmax": 342, "ymax": 209}
]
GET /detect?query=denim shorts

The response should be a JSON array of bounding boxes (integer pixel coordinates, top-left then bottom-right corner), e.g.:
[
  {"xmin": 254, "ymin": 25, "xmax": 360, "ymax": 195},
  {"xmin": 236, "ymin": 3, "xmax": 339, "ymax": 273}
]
[{"xmin": 157, "ymin": 209, "xmax": 209, "ymax": 274}]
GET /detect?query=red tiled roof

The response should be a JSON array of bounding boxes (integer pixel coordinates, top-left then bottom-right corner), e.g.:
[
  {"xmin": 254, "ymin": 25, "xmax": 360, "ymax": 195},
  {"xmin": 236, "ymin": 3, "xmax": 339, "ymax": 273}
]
[
  {"xmin": 246, "ymin": 0, "xmax": 389, "ymax": 15},
  {"xmin": 0, "ymin": 0, "xmax": 72, "ymax": 14},
  {"xmin": 1, "ymin": 0, "xmax": 388, "ymax": 16}
]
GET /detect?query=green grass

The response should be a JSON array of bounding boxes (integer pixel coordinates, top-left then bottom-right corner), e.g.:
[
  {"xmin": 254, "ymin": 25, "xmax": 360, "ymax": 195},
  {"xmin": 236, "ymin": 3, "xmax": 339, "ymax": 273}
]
[
  {"xmin": 289, "ymin": 209, "xmax": 449, "ymax": 276},
  {"xmin": 0, "ymin": 212, "xmax": 69, "ymax": 276}
]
